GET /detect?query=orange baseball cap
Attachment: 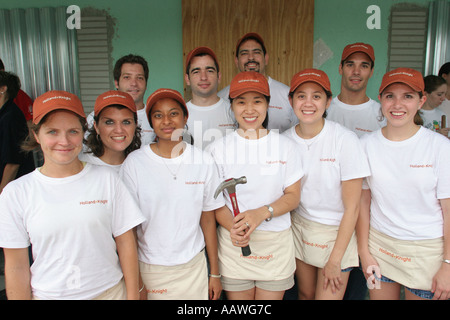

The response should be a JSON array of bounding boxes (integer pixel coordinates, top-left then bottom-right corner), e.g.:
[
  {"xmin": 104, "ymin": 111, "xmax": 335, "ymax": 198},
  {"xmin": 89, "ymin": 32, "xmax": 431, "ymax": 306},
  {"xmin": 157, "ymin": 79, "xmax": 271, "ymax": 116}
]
[
  {"xmin": 33, "ymin": 90, "xmax": 85, "ymax": 124},
  {"xmin": 146, "ymin": 88, "xmax": 188, "ymax": 120},
  {"xmin": 229, "ymin": 71, "xmax": 270, "ymax": 99},
  {"xmin": 341, "ymin": 42, "xmax": 375, "ymax": 63},
  {"xmin": 94, "ymin": 90, "xmax": 136, "ymax": 116},
  {"xmin": 185, "ymin": 46, "xmax": 219, "ymax": 73},
  {"xmin": 379, "ymin": 68, "xmax": 424, "ymax": 95},
  {"xmin": 289, "ymin": 68, "xmax": 332, "ymax": 94},
  {"xmin": 235, "ymin": 32, "xmax": 266, "ymax": 56}
]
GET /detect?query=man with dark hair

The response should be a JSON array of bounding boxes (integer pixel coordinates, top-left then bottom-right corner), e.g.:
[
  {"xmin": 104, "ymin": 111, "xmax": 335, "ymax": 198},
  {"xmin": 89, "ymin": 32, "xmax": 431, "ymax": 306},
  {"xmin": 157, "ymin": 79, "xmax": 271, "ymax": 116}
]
[
  {"xmin": 184, "ymin": 46, "xmax": 233, "ymax": 149},
  {"xmin": 327, "ymin": 43, "xmax": 385, "ymax": 138},
  {"xmin": 218, "ymin": 32, "xmax": 297, "ymax": 133},
  {"xmin": 438, "ymin": 62, "xmax": 450, "ymax": 119},
  {"xmin": 87, "ymin": 54, "xmax": 155, "ymax": 144},
  {"xmin": 0, "ymin": 71, "xmax": 34, "ymax": 193},
  {"xmin": 0, "ymin": 58, "xmax": 34, "ymax": 124}
]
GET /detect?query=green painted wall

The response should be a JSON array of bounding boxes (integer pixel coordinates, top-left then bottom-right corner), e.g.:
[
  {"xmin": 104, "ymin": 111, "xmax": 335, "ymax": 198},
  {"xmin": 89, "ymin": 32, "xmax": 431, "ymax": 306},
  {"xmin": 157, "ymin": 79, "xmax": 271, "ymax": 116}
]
[
  {"xmin": 314, "ymin": 0, "xmax": 431, "ymax": 100},
  {"xmin": 1, "ymin": 0, "xmax": 434, "ymax": 102}
]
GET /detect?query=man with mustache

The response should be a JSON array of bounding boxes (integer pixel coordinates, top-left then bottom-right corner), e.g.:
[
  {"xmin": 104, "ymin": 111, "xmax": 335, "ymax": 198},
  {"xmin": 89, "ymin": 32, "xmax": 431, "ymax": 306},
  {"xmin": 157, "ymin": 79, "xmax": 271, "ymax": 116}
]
[
  {"xmin": 327, "ymin": 43, "xmax": 385, "ymax": 138},
  {"xmin": 218, "ymin": 33, "xmax": 297, "ymax": 133}
]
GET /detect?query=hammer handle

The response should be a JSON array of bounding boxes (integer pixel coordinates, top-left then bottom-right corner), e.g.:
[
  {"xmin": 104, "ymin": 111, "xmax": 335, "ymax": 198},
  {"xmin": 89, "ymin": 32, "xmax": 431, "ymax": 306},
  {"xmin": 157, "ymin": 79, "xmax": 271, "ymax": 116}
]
[{"xmin": 229, "ymin": 192, "xmax": 251, "ymax": 257}]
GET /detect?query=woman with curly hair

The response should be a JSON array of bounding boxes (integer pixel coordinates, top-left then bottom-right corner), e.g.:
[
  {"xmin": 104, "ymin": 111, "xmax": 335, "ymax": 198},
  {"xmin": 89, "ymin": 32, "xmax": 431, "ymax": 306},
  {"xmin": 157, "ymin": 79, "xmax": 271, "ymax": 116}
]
[{"xmin": 80, "ymin": 90, "xmax": 141, "ymax": 171}]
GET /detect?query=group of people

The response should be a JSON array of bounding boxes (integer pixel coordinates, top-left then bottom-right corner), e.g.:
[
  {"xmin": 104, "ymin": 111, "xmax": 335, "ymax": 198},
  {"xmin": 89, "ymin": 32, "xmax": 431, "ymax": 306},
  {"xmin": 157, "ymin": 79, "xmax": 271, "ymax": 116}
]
[{"xmin": 0, "ymin": 32, "xmax": 449, "ymax": 301}]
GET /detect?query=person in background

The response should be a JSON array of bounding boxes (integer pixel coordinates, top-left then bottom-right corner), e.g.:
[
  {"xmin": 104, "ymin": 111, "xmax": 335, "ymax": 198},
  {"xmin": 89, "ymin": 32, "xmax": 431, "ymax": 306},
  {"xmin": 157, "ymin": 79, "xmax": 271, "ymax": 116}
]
[
  {"xmin": 0, "ymin": 71, "xmax": 34, "ymax": 193},
  {"xmin": 0, "ymin": 58, "xmax": 33, "ymax": 124},
  {"xmin": 326, "ymin": 42, "xmax": 384, "ymax": 300},
  {"xmin": 87, "ymin": 54, "xmax": 155, "ymax": 145},
  {"xmin": 327, "ymin": 42, "xmax": 385, "ymax": 138},
  {"xmin": 218, "ymin": 32, "xmax": 297, "ymax": 133},
  {"xmin": 421, "ymin": 75, "xmax": 449, "ymax": 138},
  {"xmin": 80, "ymin": 90, "xmax": 141, "ymax": 172},
  {"xmin": 0, "ymin": 90, "xmax": 145, "ymax": 300},
  {"xmin": 284, "ymin": 68, "xmax": 370, "ymax": 299},
  {"xmin": 120, "ymin": 88, "xmax": 224, "ymax": 300},
  {"xmin": 358, "ymin": 68, "xmax": 450, "ymax": 300},
  {"xmin": 208, "ymin": 71, "xmax": 303, "ymax": 300},
  {"xmin": 437, "ymin": 62, "xmax": 450, "ymax": 119},
  {"xmin": 184, "ymin": 46, "xmax": 234, "ymax": 149}
]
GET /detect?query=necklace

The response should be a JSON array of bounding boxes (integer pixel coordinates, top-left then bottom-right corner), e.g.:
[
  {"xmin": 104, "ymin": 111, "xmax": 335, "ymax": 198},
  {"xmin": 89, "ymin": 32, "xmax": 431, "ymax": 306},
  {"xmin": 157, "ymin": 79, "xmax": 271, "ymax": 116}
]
[
  {"xmin": 302, "ymin": 137, "xmax": 317, "ymax": 151},
  {"xmin": 295, "ymin": 124, "xmax": 319, "ymax": 151},
  {"xmin": 155, "ymin": 143, "xmax": 183, "ymax": 180}
]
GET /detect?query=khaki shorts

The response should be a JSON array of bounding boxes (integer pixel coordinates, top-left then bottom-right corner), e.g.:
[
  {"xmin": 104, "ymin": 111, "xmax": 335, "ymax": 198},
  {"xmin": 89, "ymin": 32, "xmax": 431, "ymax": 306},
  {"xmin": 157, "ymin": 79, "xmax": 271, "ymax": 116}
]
[{"xmin": 221, "ymin": 274, "xmax": 294, "ymax": 292}]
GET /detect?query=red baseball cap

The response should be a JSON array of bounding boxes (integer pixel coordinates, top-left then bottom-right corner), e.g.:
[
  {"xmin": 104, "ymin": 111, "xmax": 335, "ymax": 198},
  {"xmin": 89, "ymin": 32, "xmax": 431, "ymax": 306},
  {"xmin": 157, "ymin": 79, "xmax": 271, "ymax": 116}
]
[
  {"xmin": 146, "ymin": 88, "xmax": 188, "ymax": 120},
  {"xmin": 94, "ymin": 90, "xmax": 136, "ymax": 116},
  {"xmin": 290, "ymin": 68, "xmax": 332, "ymax": 94},
  {"xmin": 185, "ymin": 46, "xmax": 219, "ymax": 73},
  {"xmin": 33, "ymin": 90, "xmax": 85, "ymax": 124},
  {"xmin": 341, "ymin": 42, "xmax": 375, "ymax": 63},
  {"xmin": 229, "ymin": 71, "xmax": 270, "ymax": 99},
  {"xmin": 379, "ymin": 68, "xmax": 424, "ymax": 95},
  {"xmin": 235, "ymin": 32, "xmax": 266, "ymax": 56}
]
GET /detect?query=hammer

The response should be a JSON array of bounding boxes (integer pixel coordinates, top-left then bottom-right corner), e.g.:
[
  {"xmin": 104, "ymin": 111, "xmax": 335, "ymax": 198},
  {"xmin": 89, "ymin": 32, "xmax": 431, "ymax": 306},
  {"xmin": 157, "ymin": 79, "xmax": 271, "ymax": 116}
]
[{"xmin": 214, "ymin": 176, "xmax": 251, "ymax": 256}]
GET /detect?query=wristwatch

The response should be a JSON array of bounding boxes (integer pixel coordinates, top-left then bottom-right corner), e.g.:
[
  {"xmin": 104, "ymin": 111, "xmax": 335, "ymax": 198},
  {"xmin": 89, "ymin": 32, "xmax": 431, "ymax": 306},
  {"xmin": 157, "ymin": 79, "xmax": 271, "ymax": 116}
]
[{"xmin": 265, "ymin": 205, "xmax": 274, "ymax": 222}]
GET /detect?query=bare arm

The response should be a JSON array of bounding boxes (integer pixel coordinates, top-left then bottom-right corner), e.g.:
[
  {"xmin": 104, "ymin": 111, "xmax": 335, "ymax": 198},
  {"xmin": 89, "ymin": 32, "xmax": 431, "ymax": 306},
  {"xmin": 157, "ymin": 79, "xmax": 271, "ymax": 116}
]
[
  {"xmin": 115, "ymin": 229, "xmax": 140, "ymax": 300},
  {"xmin": 3, "ymin": 248, "xmax": 31, "ymax": 299},
  {"xmin": 200, "ymin": 209, "xmax": 222, "ymax": 300},
  {"xmin": 233, "ymin": 179, "xmax": 301, "ymax": 238},
  {"xmin": 323, "ymin": 178, "xmax": 362, "ymax": 293},
  {"xmin": 431, "ymin": 198, "xmax": 450, "ymax": 300},
  {"xmin": 0, "ymin": 163, "xmax": 20, "ymax": 193}
]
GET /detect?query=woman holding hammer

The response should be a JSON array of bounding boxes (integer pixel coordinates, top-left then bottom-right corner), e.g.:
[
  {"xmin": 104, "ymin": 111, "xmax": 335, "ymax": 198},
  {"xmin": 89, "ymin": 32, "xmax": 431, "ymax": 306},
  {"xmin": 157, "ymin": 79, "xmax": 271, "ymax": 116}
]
[
  {"xmin": 207, "ymin": 71, "xmax": 303, "ymax": 300},
  {"xmin": 120, "ymin": 88, "xmax": 224, "ymax": 300}
]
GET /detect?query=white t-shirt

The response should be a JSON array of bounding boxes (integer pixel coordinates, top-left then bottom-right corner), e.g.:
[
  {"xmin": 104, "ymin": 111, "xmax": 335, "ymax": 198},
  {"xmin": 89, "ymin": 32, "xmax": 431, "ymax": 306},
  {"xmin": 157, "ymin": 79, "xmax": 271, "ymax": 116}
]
[
  {"xmin": 0, "ymin": 164, "xmax": 145, "ymax": 300},
  {"xmin": 327, "ymin": 96, "xmax": 386, "ymax": 138},
  {"xmin": 438, "ymin": 99, "xmax": 450, "ymax": 119},
  {"xmin": 420, "ymin": 108, "xmax": 446, "ymax": 132},
  {"xmin": 186, "ymin": 98, "xmax": 234, "ymax": 149},
  {"xmin": 283, "ymin": 120, "xmax": 370, "ymax": 226},
  {"xmin": 86, "ymin": 108, "xmax": 155, "ymax": 146},
  {"xmin": 218, "ymin": 77, "xmax": 298, "ymax": 133},
  {"xmin": 206, "ymin": 130, "xmax": 304, "ymax": 232},
  {"xmin": 78, "ymin": 151, "xmax": 121, "ymax": 173},
  {"xmin": 361, "ymin": 127, "xmax": 450, "ymax": 240},
  {"xmin": 120, "ymin": 143, "xmax": 224, "ymax": 266}
]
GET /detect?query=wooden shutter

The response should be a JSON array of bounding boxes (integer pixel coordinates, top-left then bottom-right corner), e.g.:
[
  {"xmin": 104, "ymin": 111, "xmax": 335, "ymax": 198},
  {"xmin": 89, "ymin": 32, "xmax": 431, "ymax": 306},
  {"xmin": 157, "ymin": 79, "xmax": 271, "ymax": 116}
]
[
  {"xmin": 387, "ymin": 5, "xmax": 429, "ymax": 73},
  {"xmin": 76, "ymin": 15, "xmax": 113, "ymax": 114}
]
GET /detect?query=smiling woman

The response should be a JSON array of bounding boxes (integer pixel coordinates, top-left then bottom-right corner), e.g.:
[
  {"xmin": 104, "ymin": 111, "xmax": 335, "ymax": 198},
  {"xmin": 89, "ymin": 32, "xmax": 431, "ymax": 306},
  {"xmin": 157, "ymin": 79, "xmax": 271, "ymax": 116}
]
[
  {"xmin": 358, "ymin": 68, "xmax": 450, "ymax": 300},
  {"xmin": 81, "ymin": 90, "xmax": 141, "ymax": 171},
  {"xmin": 120, "ymin": 88, "xmax": 225, "ymax": 300},
  {"xmin": 0, "ymin": 90, "xmax": 145, "ymax": 300}
]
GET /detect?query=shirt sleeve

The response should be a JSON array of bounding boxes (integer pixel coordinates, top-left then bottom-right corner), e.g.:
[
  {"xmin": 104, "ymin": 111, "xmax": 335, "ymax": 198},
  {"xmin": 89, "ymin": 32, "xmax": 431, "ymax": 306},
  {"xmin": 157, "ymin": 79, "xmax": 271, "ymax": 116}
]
[
  {"xmin": 111, "ymin": 174, "xmax": 146, "ymax": 237},
  {"xmin": 202, "ymin": 152, "xmax": 225, "ymax": 212},
  {"xmin": 284, "ymin": 139, "xmax": 304, "ymax": 189},
  {"xmin": 0, "ymin": 182, "xmax": 30, "ymax": 248},
  {"xmin": 339, "ymin": 131, "xmax": 371, "ymax": 181}
]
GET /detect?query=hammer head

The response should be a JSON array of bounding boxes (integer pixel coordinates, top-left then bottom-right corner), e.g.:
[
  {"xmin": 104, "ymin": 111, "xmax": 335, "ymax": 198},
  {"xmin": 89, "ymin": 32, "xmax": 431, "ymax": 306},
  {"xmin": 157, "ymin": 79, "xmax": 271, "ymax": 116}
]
[{"xmin": 214, "ymin": 176, "xmax": 247, "ymax": 199}]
